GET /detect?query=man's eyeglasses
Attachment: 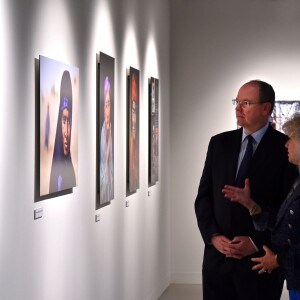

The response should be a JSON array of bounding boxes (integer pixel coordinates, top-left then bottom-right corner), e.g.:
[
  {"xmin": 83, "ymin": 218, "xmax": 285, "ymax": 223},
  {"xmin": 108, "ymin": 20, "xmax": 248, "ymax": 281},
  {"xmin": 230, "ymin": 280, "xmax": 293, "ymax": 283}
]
[{"xmin": 232, "ymin": 99, "xmax": 267, "ymax": 108}]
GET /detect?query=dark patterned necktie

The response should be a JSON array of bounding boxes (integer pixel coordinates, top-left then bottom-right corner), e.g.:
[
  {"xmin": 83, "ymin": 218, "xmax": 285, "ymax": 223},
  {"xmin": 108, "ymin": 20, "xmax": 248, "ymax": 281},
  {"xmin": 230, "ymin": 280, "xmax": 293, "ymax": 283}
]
[{"xmin": 235, "ymin": 135, "xmax": 253, "ymax": 187}]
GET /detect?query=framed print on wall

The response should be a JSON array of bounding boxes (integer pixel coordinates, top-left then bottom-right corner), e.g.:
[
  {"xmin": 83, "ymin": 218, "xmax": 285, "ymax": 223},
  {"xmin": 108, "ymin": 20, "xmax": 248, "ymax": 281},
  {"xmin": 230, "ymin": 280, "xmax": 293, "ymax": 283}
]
[
  {"xmin": 126, "ymin": 67, "xmax": 140, "ymax": 195},
  {"xmin": 96, "ymin": 52, "xmax": 115, "ymax": 209},
  {"xmin": 39, "ymin": 55, "xmax": 79, "ymax": 197},
  {"xmin": 148, "ymin": 77, "xmax": 159, "ymax": 186},
  {"xmin": 270, "ymin": 101, "xmax": 300, "ymax": 133}
]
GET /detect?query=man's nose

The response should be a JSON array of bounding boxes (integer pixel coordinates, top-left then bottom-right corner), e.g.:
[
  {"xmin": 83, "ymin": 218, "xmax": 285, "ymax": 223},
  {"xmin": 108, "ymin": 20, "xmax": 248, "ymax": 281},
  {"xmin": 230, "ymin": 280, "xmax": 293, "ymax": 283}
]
[{"xmin": 235, "ymin": 104, "xmax": 242, "ymax": 111}]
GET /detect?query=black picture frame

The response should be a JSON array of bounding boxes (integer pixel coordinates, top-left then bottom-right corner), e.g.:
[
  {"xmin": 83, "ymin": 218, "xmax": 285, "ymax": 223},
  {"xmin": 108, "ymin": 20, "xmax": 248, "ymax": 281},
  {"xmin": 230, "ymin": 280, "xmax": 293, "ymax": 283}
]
[
  {"xmin": 148, "ymin": 77, "xmax": 159, "ymax": 186},
  {"xmin": 37, "ymin": 55, "xmax": 79, "ymax": 200},
  {"xmin": 126, "ymin": 67, "xmax": 140, "ymax": 195},
  {"xmin": 96, "ymin": 52, "xmax": 115, "ymax": 209}
]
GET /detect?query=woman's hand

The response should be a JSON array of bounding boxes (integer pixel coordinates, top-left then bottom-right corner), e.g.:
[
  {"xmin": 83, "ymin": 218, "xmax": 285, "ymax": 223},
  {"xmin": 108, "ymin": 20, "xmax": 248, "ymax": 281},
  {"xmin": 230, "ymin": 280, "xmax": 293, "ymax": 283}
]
[
  {"xmin": 251, "ymin": 245, "xmax": 279, "ymax": 274},
  {"xmin": 222, "ymin": 178, "xmax": 255, "ymax": 210}
]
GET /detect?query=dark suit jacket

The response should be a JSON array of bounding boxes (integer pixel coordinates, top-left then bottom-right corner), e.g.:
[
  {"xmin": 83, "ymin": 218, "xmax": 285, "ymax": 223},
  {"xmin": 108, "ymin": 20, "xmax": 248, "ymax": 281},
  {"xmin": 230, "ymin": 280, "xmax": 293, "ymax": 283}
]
[
  {"xmin": 195, "ymin": 125, "xmax": 298, "ymax": 266},
  {"xmin": 271, "ymin": 177, "xmax": 300, "ymax": 290}
]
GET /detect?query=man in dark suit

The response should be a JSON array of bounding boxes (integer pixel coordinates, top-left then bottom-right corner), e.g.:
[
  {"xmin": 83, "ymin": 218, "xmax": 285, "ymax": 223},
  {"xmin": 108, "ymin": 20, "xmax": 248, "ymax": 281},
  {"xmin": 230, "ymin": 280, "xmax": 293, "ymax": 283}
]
[{"xmin": 194, "ymin": 80, "xmax": 298, "ymax": 300}]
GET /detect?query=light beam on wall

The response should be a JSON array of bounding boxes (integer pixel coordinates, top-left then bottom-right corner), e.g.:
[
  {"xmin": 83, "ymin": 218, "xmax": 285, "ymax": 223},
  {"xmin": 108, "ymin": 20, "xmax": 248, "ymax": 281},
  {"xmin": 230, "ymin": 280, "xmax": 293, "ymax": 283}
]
[
  {"xmin": 123, "ymin": 24, "xmax": 139, "ymax": 70},
  {"xmin": 89, "ymin": 0, "xmax": 116, "ymax": 143},
  {"xmin": 139, "ymin": 34, "xmax": 159, "ymax": 176},
  {"xmin": 144, "ymin": 34, "xmax": 158, "ymax": 78},
  {"xmin": 91, "ymin": 1, "xmax": 116, "ymax": 56},
  {"xmin": 120, "ymin": 23, "xmax": 140, "ymax": 179},
  {"xmin": 33, "ymin": 0, "xmax": 76, "ymax": 64}
]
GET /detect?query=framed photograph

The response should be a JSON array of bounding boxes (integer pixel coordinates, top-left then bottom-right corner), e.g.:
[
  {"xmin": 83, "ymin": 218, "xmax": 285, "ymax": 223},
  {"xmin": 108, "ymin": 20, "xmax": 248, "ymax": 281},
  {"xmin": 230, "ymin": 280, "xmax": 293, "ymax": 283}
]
[
  {"xmin": 97, "ymin": 52, "xmax": 115, "ymax": 209},
  {"xmin": 270, "ymin": 101, "xmax": 300, "ymax": 133},
  {"xmin": 148, "ymin": 77, "xmax": 159, "ymax": 186},
  {"xmin": 127, "ymin": 67, "xmax": 140, "ymax": 195},
  {"xmin": 39, "ymin": 55, "xmax": 79, "ymax": 197}
]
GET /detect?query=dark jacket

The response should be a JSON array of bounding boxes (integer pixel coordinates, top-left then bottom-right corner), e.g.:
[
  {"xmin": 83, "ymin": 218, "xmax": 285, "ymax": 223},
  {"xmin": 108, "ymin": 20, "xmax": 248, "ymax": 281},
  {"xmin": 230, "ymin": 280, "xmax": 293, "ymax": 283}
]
[
  {"xmin": 195, "ymin": 125, "xmax": 298, "ymax": 251},
  {"xmin": 271, "ymin": 177, "xmax": 300, "ymax": 290}
]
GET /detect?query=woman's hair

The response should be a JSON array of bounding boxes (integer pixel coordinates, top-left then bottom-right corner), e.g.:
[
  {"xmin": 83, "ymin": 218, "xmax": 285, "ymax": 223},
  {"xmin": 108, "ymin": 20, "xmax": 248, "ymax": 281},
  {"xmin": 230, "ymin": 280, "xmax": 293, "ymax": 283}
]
[{"xmin": 282, "ymin": 112, "xmax": 300, "ymax": 140}]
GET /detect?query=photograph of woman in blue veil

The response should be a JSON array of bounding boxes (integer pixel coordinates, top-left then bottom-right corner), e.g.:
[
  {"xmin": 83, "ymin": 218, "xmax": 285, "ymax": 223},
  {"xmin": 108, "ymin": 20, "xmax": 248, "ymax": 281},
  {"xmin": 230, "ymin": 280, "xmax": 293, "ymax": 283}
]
[{"xmin": 49, "ymin": 70, "xmax": 76, "ymax": 193}]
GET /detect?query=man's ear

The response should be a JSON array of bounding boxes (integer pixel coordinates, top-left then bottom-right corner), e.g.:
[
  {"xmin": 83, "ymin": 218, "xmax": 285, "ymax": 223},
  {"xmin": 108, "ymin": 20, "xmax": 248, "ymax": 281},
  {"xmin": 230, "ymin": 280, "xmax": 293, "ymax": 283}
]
[{"xmin": 263, "ymin": 102, "xmax": 272, "ymax": 116}]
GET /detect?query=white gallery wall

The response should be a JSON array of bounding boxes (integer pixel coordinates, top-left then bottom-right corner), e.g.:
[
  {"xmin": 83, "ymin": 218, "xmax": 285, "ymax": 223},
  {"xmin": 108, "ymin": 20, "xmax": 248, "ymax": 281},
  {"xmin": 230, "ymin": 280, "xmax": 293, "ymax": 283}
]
[
  {"xmin": 0, "ymin": 0, "xmax": 170, "ymax": 299},
  {"xmin": 170, "ymin": 0, "xmax": 300, "ymax": 283}
]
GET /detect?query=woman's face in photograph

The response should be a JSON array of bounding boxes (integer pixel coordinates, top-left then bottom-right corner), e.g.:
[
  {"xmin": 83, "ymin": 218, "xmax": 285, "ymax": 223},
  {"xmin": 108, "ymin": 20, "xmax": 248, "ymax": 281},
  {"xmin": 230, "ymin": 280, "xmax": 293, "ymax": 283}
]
[{"xmin": 61, "ymin": 108, "xmax": 71, "ymax": 156}]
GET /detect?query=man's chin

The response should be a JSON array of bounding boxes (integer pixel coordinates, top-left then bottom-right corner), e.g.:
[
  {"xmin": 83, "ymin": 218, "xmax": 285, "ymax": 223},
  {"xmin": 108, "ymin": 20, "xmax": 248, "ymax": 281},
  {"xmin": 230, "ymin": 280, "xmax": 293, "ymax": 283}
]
[{"xmin": 236, "ymin": 119, "xmax": 244, "ymax": 127}]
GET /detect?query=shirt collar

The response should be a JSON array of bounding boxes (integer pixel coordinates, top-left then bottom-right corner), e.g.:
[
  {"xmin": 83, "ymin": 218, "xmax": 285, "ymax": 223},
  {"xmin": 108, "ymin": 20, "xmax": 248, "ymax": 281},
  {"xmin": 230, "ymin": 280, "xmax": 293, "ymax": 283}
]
[{"xmin": 242, "ymin": 122, "xmax": 269, "ymax": 144}]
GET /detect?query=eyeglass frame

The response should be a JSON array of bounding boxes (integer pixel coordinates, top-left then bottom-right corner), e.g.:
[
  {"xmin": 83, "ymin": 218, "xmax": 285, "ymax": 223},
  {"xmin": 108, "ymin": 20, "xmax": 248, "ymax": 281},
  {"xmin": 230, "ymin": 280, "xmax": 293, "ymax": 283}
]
[{"xmin": 232, "ymin": 99, "xmax": 269, "ymax": 108}]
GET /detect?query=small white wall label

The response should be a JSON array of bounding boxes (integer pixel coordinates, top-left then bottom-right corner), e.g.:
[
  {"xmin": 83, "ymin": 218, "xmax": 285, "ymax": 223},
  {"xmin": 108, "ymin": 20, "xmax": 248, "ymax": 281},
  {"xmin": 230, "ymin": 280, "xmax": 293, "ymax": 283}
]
[
  {"xmin": 95, "ymin": 213, "xmax": 100, "ymax": 222},
  {"xmin": 34, "ymin": 208, "xmax": 43, "ymax": 220}
]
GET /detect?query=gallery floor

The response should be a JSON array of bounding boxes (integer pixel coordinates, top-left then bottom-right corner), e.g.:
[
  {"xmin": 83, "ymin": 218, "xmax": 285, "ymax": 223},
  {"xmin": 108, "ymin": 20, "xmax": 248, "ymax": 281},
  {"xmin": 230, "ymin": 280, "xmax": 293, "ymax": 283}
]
[{"xmin": 158, "ymin": 284, "xmax": 290, "ymax": 300}]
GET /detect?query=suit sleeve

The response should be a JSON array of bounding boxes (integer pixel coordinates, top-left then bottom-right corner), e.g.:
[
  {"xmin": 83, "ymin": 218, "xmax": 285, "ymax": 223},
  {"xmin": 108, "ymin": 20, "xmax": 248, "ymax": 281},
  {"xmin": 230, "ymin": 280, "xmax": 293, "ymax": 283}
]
[{"xmin": 194, "ymin": 137, "xmax": 220, "ymax": 245}]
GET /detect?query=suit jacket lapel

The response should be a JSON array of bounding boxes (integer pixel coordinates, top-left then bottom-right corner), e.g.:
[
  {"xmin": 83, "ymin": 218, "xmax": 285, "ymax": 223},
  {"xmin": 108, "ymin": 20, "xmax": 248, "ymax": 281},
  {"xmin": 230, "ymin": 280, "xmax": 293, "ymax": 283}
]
[{"xmin": 230, "ymin": 128, "xmax": 243, "ymax": 183}]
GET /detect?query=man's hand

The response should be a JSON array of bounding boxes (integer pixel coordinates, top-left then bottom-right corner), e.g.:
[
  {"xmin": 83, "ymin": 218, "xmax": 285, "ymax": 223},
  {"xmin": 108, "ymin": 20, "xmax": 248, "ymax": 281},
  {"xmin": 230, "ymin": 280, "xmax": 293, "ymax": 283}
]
[
  {"xmin": 211, "ymin": 235, "xmax": 232, "ymax": 256},
  {"xmin": 224, "ymin": 236, "xmax": 257, "ymax": 259}
]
